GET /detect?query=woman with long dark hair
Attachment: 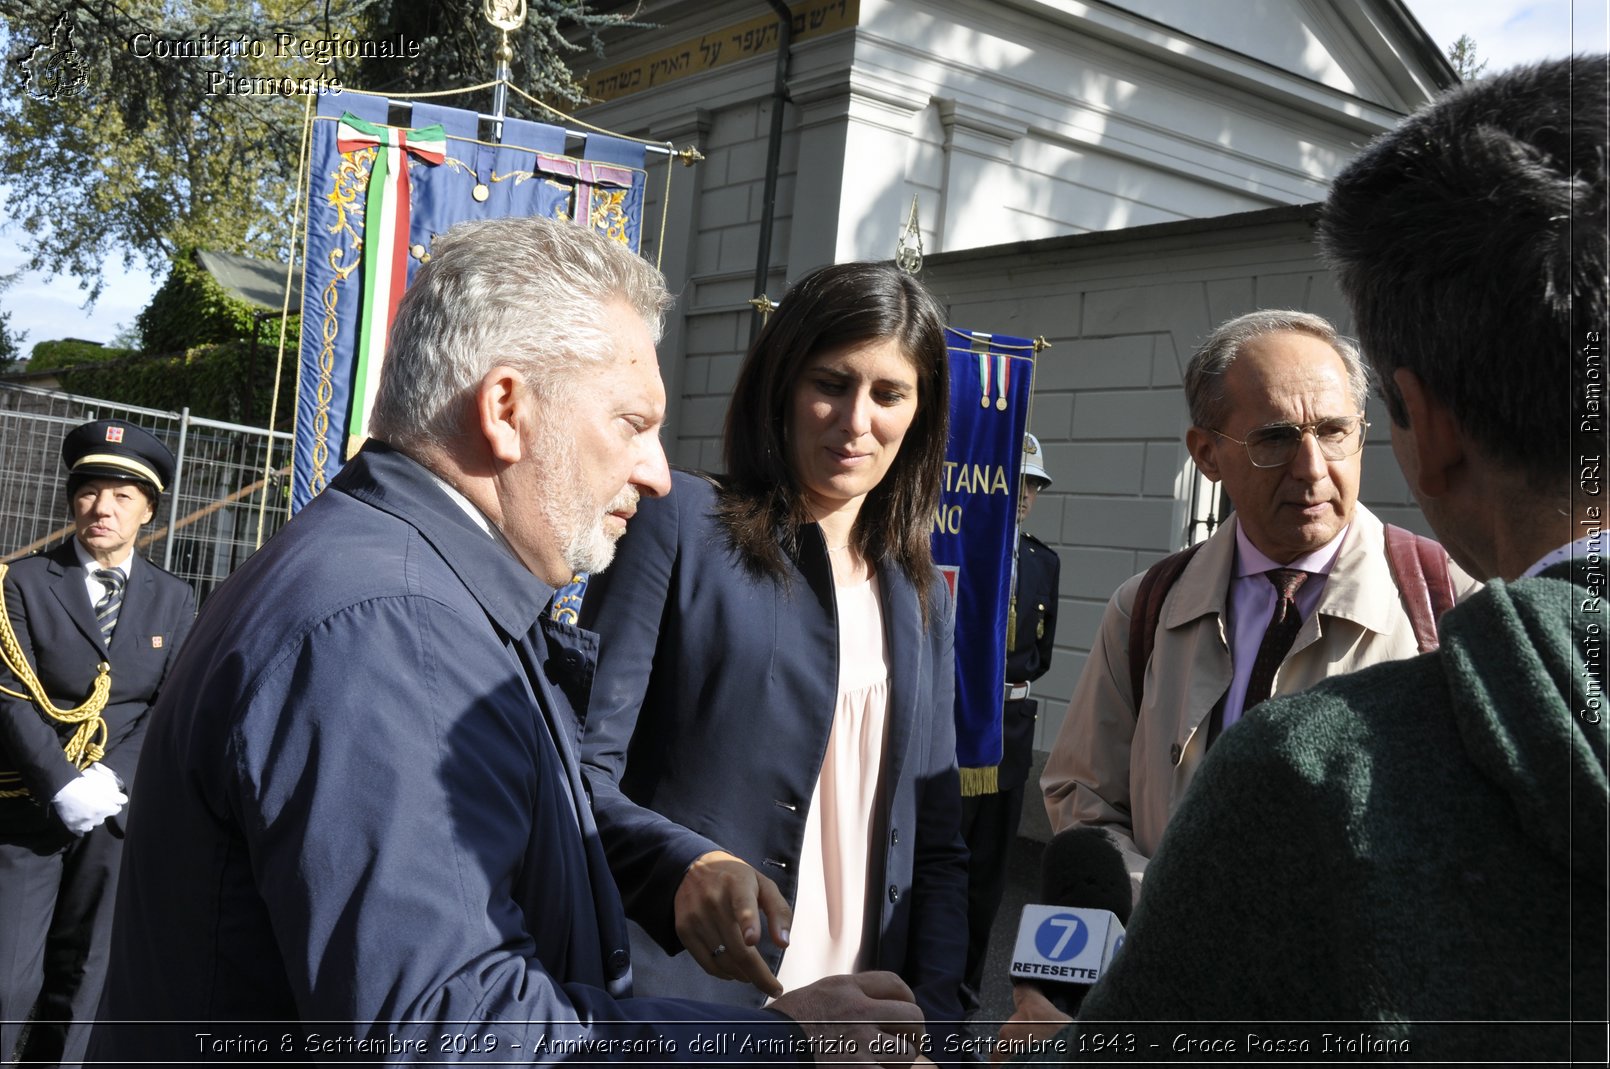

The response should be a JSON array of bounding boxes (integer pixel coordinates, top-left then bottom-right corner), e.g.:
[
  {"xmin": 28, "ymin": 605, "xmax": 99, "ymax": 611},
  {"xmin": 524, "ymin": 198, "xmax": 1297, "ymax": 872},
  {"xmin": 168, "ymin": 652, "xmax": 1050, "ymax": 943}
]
[{"xmin": 579, "ymin": 261, "xmax": 966, "ymax": 1032}]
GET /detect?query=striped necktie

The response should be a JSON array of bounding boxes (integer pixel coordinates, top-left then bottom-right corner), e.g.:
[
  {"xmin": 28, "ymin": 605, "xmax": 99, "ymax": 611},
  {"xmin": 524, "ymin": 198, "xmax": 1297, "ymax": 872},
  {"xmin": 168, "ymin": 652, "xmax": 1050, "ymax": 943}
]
[
  {"xmin": 92, "ymin": 568, "xmax": 125, "ymax": 647},
  {"xmin": 1244, "ymin": 568, "xmax": 1309, "ymax": 710}
]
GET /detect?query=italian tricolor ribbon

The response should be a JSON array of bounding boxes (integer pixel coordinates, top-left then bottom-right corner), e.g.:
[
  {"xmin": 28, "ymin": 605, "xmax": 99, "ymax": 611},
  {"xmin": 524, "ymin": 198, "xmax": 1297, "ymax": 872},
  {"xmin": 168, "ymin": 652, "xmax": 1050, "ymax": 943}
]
[
  {"xmin": 970, "ymin": 332, "xmax": 1010, "ymax": 411},
  {"xmin": 336, "ymin": 113, "xmax": 447, "ymax": 450}
]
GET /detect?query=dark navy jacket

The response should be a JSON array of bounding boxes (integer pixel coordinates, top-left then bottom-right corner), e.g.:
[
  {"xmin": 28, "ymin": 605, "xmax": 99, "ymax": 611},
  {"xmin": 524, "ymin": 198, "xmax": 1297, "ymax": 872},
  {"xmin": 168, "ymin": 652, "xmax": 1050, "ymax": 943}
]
[
  {"xmin": 91, "ymin": 445, "xmax": 802, "ymax": 1063},
  {"xmin": 1000, "ymin": 532, "xmax": 1060, "ymax": 790},
  {"xmin": 579, "ymin": 471, "xmax": 969, "ymax": 1029},
  {"xmin": 0, "ymin": 540, "xmax": 194, "ymax": 825}
]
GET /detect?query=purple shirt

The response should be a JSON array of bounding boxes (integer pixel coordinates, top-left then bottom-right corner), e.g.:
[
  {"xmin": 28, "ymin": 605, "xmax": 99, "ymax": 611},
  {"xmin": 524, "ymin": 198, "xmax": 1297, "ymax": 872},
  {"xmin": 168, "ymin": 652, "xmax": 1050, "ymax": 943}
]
[{"xmin": 1220, "ymin": 521, "xmax": 1349, "ymax": 728}]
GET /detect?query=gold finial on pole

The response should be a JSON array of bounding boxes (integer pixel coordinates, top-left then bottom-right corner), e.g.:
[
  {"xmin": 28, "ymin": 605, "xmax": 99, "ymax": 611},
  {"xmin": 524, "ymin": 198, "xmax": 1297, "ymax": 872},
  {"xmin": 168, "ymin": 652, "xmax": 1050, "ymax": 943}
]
[
  {"xmin": 749, "ymin": 294, "xmax": 777, "ymax": 324},
  {"xmin": 483, "ymin": 0, "xmax": 528, "ymax": 139},
  {"xmin": 484, "ymin": 0, "xmax": 527, "ymax": 31},
  {"xmin": 895, "ymin": 194, "xmax": 923, "ymax": 274},
  {"xmin": 677, "ymin": 145, "xmax": 706, "ymax": 167}
]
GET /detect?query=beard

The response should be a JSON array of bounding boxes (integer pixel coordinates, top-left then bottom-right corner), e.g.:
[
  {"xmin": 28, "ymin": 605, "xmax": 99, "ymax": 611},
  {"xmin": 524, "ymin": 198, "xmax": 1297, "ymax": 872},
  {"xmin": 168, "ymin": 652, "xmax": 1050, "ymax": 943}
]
[
  {"xmin": 534, "ymin": 423, "xmax": 637, "ymax": 576},
  {"xmin": 562, "ymin": 482, "xmax": 638, "ymax": 574}
]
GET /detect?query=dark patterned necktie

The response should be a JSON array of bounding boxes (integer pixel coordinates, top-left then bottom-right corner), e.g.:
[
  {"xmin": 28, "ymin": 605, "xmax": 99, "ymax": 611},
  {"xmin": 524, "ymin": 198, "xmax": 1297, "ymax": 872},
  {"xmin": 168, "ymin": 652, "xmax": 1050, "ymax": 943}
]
[
  {"xmin": 1243, "ymin": 568, "xmax": 1308, "ymax": 710},
  {"xmin": 93, "ymin": 568, "xmax": 125, "ymax": 647}
]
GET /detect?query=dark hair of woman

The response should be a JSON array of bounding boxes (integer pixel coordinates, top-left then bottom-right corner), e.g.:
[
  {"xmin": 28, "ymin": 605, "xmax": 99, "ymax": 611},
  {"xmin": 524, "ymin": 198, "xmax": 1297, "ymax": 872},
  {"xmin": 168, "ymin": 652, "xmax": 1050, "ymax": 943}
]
[{"xmin": 717, "ymin": 260, "xmax": 950, "ymax": 626}]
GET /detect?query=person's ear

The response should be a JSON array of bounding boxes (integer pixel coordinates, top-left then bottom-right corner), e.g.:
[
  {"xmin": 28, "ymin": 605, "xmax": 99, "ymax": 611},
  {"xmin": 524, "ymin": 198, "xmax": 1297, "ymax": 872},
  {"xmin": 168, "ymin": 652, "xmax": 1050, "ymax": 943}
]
[
  {"xmin": 1186, "ymin": 426, "xmax": 1223, "ymax": 481},
  {"xmin": 477, "ymin": 366, "xmax": 528, "ymax": 465},
  {"xmin": 1392, "ymin": 368, "xmax": 1464, "ymax": 498}
]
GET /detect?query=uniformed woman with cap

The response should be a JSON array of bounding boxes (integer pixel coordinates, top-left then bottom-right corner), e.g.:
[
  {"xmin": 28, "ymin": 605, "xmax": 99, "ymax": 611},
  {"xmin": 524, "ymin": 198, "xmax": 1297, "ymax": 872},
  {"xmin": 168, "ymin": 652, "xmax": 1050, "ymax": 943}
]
[{"xmin": 0, "ymin": 419, "xmax": 196, "ymax": 1064}]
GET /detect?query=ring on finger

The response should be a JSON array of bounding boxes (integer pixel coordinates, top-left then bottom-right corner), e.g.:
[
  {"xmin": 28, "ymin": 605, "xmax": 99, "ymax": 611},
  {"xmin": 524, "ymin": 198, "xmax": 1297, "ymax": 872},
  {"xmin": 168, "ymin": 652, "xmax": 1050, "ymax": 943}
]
[{"xmin": 711, "ymin": 943, "xmax": 727, "ymax": 958}]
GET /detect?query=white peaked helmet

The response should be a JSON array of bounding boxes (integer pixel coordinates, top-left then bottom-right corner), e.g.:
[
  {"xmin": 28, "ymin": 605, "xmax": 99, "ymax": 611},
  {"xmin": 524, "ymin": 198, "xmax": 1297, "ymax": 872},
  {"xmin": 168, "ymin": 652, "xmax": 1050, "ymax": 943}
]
[{"xmin": 1022, "ymin": 432, "xmax": 1052, "ymax": 487}]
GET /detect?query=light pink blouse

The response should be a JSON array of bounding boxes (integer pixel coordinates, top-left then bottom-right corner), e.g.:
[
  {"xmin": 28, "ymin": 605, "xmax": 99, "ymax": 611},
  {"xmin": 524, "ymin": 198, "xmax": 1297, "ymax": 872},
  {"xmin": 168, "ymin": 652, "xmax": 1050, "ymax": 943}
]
[{"xmin": 774, "ymin": 574, "xmax": 891, "ymax": 991}]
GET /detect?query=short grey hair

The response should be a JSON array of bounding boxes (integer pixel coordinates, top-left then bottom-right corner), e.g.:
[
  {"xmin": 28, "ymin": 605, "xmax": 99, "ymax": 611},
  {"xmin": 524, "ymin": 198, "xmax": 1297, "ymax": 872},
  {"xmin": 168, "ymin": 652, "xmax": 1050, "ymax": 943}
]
[
  {"xmin": 1183, "ymin": 309, "xmax": 1368, "ymax": 431},
  {"xmin": 368, "ymin": 216, "xmax": 673, "ymax": 450}
]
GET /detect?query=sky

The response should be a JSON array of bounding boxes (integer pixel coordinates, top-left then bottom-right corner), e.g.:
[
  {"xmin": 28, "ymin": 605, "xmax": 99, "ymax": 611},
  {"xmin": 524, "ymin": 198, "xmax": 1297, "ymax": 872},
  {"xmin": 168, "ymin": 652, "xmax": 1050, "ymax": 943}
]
[
  {"xmin": 1408, "ymin": 0, "xmax": 1606, "ymax": 72},
  {"xmin": 1, "ymin": 0, "xmax": 1605, "ymax": 352}
]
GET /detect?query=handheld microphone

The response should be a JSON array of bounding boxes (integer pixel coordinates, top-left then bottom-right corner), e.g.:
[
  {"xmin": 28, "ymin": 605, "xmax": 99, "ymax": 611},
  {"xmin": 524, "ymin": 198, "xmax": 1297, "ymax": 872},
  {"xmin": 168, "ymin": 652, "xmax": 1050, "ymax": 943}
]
[{"xmin": 1009, "ymin": 826, "xmax": 1133, "ymax": 1013}]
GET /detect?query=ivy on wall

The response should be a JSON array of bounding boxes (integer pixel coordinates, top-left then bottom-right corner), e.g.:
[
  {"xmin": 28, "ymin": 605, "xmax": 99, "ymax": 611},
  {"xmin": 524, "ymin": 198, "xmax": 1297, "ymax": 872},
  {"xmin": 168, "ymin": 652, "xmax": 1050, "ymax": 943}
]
[
  {"xmin": 30, "ymin": 339, "xmax": 136, "ymax": 367},
  {"xmin": 55, "ymin": 339, "xmax": 297, "ymax": 427},
  {"xmin": 137, "ymin": 252, "xmax": 274, "ymax": 354}
]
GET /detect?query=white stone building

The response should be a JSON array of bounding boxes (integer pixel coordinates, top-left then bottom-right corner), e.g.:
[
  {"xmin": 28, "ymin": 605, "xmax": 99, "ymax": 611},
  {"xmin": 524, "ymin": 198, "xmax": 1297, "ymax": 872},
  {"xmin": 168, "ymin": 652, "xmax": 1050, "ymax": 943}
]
[{"xmin": 574, "ymin": 0, "xmax": 1456, "ymax": 818}]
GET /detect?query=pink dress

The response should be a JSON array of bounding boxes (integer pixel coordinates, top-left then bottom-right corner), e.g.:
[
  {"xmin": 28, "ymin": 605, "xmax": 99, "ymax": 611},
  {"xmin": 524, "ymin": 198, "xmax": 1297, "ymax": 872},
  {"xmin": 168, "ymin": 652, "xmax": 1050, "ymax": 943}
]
[{"xmin": 774, "ymin": 574, "xmax": 892, "ymax": 991}]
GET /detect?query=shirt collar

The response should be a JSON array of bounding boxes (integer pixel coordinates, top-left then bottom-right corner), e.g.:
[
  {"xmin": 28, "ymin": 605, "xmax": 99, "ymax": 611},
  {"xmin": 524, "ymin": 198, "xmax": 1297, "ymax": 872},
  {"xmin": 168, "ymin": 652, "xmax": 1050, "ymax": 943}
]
[
  {"xmin": 1234, "ymin": 521, "xmax": 1349, "ymax": 578},
  {"xmin": 72, "ymin": 537, "xmax": 132, "ymax": 577},
  {"xmin": 424, "ymin": 469, "xmax": 519, "ymax": 559},
  {"xmin": 1523, "ymin": 534, "xmax": 1602, "ymax": 578}
]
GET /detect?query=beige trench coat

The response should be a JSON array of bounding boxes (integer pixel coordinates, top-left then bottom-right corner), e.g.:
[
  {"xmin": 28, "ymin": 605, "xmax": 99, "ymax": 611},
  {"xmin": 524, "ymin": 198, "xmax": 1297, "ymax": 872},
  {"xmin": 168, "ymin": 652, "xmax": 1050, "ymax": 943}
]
[{"xmin": 1041, "ymin": 504, "xmax": 1479, "ymax": 898}]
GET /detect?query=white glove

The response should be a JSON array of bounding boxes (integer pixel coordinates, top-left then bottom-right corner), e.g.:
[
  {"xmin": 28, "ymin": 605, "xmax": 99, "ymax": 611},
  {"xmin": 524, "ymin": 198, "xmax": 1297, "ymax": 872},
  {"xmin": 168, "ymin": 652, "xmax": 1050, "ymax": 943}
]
[
  {"xmin": 85, "ymin": 761, "xmax": 123, "ymax": 791},
  {"xmin": 51, "ymin": 770, "xmax": 128, "ymax": 835}
]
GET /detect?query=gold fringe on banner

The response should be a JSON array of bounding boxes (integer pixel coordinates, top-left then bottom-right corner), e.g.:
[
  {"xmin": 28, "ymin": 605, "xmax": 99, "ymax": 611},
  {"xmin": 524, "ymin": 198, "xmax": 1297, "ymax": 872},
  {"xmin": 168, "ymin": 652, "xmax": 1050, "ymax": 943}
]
[{"xmin": 959, "ymin": 764, "xmax": 1000, "ymax": 797}]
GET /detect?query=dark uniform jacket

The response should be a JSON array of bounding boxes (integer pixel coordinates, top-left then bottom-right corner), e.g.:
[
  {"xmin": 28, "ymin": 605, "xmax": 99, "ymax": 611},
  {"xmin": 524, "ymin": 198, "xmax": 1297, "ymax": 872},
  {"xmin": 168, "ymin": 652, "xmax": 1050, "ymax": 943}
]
[
  {"xmin": 91, "ymin": 445, "xmax": 802, "ymax": 1063},
  {"xmin": 0, "ymin": 541, "xmax": 194, "ymax": 827},
  {"xmin": 1000, "ymin": 532, "xmax": 1059, "ymax": 790}
]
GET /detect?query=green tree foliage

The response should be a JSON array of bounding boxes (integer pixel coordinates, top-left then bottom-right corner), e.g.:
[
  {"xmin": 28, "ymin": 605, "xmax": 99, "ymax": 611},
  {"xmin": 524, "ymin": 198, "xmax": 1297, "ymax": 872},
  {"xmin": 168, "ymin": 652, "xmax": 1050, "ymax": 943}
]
[
  {"xmin": 0, "ymin": 0, "xmax": 352, "ymax": 298},
  {"xmin": 0, "ymin": 270, "xmax": 26, "ymax": 370},
  {"xmin": 19, "ymin": 253, "xmax": 299, "ymax": 426},
  {"xmin": 137, "ymin": 250, "xmax": 267, "ymax": 353},
  {"xmin": 54, "ymin": 338, "xmax": 296, "ymax": 426},
  {"xmin": 27, "ymin": 338, "xmax": 132, "ymax": 366},
  {"xmin": 1447, "ymin": 34, "xmax": 1488, "ymax": 81},
  {"xmin": 0, "ymin": 306, "xmax": 25, "ymax": 371},
  {"xmin": 0, "ymin": 0, "xmax": 639, "ymax": 298},
  {"xmin": 355, "ymin": 0, "xmax": 647, "ymax": 111}
]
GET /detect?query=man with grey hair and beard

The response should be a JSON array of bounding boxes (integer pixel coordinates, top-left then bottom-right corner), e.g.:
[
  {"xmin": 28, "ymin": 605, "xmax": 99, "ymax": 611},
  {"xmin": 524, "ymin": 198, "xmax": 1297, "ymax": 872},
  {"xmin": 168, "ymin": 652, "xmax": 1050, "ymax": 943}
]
[
  {"xmin": 89, "ymin": 216, "xmax": 925, "ymax": 1065},
  {"xmin": 1041, "ymin": 308, "xmax": 1476, "ymax": 898}
]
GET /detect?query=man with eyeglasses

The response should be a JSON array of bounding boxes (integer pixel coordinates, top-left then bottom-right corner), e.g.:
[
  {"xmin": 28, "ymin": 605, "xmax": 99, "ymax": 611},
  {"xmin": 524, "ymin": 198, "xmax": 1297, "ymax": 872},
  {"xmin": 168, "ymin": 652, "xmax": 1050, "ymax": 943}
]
[
  {"xmin": 1041, "ymin": 308, "xmax": 1477, "ymax": 898},
  {"xmin": 1006, "ymin": 56, "xmax": 1603, "ymax": 1060}
]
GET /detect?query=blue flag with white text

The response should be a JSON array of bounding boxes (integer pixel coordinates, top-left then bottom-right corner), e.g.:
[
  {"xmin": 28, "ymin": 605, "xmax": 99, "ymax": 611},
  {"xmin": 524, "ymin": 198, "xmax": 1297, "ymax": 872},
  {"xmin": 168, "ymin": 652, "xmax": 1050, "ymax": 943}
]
[{"xmin": 933, "ymin": 328, "xmax": 1034, "ymax": 793}]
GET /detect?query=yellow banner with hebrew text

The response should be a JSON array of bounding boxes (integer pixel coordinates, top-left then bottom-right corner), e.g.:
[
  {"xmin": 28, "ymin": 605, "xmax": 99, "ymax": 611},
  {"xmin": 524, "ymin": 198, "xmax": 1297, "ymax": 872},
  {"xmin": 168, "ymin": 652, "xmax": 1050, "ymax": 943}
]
[{"xmin": 581, "ymin": 0, "xmax": 859, "ymax": 103}]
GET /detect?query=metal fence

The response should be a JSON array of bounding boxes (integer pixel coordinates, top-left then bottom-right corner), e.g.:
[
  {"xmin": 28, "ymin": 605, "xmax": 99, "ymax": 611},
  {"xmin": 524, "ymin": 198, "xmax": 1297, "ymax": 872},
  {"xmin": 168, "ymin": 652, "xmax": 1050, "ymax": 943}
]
[{"xmin": 0, "ymin": 383, "xmax": 293, "ymax": 605}]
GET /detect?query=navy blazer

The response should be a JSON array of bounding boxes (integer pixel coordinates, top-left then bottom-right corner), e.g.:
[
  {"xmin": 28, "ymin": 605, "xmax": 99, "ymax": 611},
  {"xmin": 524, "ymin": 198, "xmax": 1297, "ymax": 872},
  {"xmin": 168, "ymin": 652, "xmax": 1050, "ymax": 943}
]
[
  {"xmin": 91, "ymin": 445, "xmax": 802, "ymax": 1064},
  {"xmin": 580, "ymin": 470, "xmax": 969, "ymax": 1028},
  {"xmin": 0, "ymin": 540, "xmax": 194, "ymax": 825},
  {"xmin": 1000, "ymin": 532, "xmax": 1060, "ymax": 789}
]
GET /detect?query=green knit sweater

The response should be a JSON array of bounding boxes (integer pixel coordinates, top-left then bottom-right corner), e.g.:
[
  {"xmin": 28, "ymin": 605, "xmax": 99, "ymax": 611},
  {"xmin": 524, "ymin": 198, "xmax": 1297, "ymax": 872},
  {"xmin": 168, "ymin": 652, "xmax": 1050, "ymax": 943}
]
[{"xmin": 1025, "ymin": 567, "xmax": 1607, "ymax": 1063}]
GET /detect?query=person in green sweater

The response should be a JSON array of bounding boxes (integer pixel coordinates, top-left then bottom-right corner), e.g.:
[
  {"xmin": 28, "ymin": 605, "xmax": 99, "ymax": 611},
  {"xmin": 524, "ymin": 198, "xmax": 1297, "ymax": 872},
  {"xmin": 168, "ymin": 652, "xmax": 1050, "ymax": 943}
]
[{"xmin": 1003, "ymin": 55, "xmax": 1607, "ymax": 1064}]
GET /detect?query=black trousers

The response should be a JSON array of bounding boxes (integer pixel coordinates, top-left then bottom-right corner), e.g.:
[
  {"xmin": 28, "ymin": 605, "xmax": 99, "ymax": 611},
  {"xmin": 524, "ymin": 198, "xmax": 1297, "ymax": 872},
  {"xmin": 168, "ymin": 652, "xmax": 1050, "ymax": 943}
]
[
  {"xmin": 0, "ymin": 806, "xmax": 123, "ymax": 1066},
  {"xmin": 957, "ymin": 777, "xmax": 1027, "ymax": 1016}
]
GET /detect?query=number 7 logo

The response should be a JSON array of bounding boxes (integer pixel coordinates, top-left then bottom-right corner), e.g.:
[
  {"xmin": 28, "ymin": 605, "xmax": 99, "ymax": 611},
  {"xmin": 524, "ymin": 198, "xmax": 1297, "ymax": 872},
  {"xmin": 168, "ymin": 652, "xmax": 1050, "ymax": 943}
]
[{"xmin": 1035, "ymin": 912, "xmax": 1089, "ymax": 961}]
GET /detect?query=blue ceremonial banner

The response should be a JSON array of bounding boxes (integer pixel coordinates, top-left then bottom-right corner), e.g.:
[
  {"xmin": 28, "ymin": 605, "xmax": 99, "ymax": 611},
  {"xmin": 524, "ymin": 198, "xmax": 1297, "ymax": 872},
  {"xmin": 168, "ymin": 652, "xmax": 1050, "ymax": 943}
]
[
  {"xmin": 292, "ymin": 90, "xmax": 649, "ymax": 511},
  {"xmin": 934, "ymin": 328, "xmax": 1035, "ymax": 792}
]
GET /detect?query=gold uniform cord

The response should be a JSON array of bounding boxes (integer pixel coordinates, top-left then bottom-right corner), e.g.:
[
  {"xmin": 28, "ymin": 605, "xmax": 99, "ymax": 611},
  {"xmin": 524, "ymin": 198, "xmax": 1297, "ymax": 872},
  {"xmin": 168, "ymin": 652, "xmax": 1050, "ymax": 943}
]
[{"xmin": 0, "ymin": 563, "xmax": 112, "ymax": 799}]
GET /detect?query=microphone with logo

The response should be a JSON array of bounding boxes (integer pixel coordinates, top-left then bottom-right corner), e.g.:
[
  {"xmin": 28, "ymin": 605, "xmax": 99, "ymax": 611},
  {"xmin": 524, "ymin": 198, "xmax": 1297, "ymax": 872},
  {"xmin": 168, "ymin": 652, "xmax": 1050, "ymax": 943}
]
[{"xmin": 1009, "ymin": 826, "xmax": 1133, "ymax": 1014}]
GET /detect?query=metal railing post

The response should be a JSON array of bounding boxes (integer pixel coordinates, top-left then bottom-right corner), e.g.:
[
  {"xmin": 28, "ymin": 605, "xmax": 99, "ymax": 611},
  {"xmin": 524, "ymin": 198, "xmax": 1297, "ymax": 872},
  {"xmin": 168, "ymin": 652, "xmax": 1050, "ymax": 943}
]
[{"xmin": 164, "ymin": 407, "xmax": 190, "ymax": 571}]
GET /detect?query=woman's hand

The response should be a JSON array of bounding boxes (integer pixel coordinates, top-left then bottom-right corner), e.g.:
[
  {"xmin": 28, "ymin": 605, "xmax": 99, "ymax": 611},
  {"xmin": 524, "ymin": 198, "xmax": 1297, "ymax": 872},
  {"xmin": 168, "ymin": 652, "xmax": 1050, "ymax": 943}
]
[{"xmin": 675, "ymin": 849, "xmax": 793, "ymax": 997}]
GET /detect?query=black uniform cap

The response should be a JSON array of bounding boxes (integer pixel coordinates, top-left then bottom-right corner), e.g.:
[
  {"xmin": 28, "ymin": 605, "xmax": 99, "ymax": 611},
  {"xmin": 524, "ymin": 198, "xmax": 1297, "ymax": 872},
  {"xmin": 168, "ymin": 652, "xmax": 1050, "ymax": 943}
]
[{"xmin": 61, "ymin": 419, "xmax": 174, "ymax": 495}]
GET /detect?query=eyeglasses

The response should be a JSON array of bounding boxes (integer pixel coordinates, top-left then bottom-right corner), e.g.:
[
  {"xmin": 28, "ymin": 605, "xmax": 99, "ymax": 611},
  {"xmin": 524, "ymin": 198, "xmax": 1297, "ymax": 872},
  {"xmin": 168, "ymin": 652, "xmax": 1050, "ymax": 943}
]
[{"xmin": 1211, "ymin": 416, "xmax": 1369, "ymax": 469}]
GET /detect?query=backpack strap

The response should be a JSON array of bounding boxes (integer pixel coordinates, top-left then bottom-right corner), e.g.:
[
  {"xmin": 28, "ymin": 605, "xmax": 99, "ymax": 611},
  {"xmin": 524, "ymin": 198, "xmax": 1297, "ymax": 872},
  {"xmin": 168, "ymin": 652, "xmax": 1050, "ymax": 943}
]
[
  {"xmin": 1127, "ymin": 542, "xmax": 1204, "ymax": 712},
  {"xmin": 1126, "ymin": 527, "xmax": 1455, "ymax": 707},
  {"xmin": 1383, "ymin": 524, "xmax": 1457, "ymax": 653}
]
